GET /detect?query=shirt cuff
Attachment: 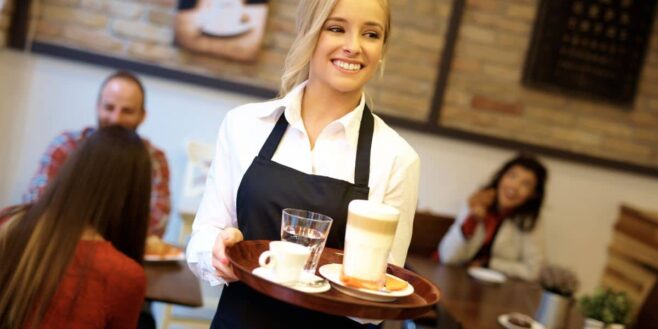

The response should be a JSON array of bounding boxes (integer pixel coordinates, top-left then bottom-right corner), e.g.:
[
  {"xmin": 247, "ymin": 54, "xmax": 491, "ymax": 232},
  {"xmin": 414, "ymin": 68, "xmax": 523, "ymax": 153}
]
[{"xmin": 186, "ymin": 228, "xmax": 224, "ymax": 286}]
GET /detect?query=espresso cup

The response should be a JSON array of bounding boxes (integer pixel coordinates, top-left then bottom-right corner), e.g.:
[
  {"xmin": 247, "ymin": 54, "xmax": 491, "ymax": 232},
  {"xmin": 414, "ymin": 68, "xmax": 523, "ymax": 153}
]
[
  {"xmin": 341, "ymin": 200, "xmax": 400, "ymax": 290},
  {"xmin": 258, "ymin": 241, "xmax": 311, "ymax": 283},
  {"xmin": 204, "ymin": 0, "xmax": 244, "ymax": 34}
]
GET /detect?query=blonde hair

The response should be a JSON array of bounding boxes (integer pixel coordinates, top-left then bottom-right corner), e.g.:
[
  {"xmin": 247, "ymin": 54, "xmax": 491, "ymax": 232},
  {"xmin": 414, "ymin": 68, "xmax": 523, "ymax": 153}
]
[{"xmin": 279, "ymin": 0, "xmax": 391, "ymax": 97}]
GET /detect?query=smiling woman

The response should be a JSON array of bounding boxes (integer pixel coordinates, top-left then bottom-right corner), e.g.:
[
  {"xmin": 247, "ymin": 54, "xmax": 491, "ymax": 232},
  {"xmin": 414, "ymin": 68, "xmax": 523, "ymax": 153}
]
[
  {"xmin": 185, "ymin": 0, "xmax": 421, "ymax": 328},
  {"xmin": 438, "ymin": 154, "xmax": 548, "ymax": 281}
]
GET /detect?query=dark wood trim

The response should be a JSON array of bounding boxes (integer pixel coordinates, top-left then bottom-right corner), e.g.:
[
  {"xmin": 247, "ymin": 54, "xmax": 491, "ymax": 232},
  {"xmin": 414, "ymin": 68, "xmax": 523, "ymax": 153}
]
[
  {"xmin": 28, "ymin": 42, "xmax": 658, "ymax": 178},
  {"xmin": 428, "ymin": 0, "xmax": 466, "ymax": 124},
  {"xmin": 31, "ymin": 41, "xmax": 278, "ymax": 99},
  {"xmin": 378, "ymin": 113, "xmax": 658, "ymax": 178},
  {"xmin": 8, "ymin": 0, "xmax": 32, "ymax": 49}
]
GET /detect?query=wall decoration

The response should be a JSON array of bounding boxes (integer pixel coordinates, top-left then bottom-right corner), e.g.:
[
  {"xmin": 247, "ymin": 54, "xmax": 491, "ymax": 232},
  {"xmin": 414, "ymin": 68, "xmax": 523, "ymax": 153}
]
[
  {"xmin": 175, "ymin": 0, "xmax": 269, "ymax": 62},
  {"xmin": 523, "ymin": 0, "xmax": 657, "ymax": 104}
]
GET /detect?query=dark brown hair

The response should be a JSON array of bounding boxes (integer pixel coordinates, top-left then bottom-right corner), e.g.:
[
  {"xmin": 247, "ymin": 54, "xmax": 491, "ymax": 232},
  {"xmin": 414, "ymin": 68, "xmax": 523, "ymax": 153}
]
[
  {"xmin": 0, "ymin": 126, "xmax": 151, "ymax": 328},
  {"xmin": 484, "ymin": 153, "xmax": 548, "ymax": 231}
]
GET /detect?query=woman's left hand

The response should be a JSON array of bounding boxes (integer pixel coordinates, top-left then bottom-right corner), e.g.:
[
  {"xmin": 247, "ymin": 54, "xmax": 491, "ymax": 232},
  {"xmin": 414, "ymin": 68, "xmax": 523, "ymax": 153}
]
[{"xmin": 211, "ymin": 227, "xmax": 244, "ymax": 282}]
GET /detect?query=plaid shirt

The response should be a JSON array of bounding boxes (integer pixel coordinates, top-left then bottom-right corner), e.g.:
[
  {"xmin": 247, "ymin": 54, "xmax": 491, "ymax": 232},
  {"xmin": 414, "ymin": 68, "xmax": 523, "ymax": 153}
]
[{"xmin": 23, "ymin": 127, "xmax": 171, "ymax": 237}]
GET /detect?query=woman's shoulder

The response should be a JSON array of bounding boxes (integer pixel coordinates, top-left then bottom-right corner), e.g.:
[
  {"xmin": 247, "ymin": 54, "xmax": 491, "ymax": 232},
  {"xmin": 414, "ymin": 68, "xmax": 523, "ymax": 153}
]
[
  {"xmin": 225, "ymin": 98, "xmax": 284, "ymax": 122},
  {"xmin": 371, "ymin": 113, "xmax": 419, "ymax": 162},
  {"xmin": 83, "ymin": 242, "xmax": 145, "ymax": 282}
]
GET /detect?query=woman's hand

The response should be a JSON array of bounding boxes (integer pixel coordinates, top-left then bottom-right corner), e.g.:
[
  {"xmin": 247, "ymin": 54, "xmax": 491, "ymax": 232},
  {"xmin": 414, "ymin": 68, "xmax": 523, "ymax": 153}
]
[
  {"xmin": 468, "ymin": 188, "xmax": 496, "ymax": 220},
  {"xmin": 211, "ymin": 227, "xmax": 244, "ymax": 282}
]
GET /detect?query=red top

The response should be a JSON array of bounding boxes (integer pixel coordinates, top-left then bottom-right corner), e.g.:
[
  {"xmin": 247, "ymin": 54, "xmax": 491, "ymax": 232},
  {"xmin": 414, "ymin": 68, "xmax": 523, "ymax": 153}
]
[{"xmin": 28, "ymin": 240, "xmax": 146, "ymax": 329}]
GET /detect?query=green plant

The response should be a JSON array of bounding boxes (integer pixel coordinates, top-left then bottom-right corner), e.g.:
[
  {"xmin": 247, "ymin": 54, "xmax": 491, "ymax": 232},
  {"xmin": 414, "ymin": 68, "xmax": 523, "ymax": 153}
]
[
  {"xmin": 579, "ymin": 288, "xmax": 633, "ymax": 324},
  {"xmin": 539, "ymin": 265, "xmax": 579, "ymax": 297}
]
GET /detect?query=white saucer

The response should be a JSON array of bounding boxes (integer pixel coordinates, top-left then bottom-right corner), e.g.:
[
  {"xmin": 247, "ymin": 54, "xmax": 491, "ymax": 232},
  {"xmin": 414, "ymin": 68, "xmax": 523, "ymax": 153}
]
[
  {"xmin": 251, "ymin": 267, "xmax": 330, "ymax": 294},
  {"xmin": 498, "ymin": 313, "xmax": 545, "ymax": 329},
  {"xmin": 467, "ymin": 267, "xmax": 507, "ymax": 284},
  {"xmin": 201, "ymin": 22, "xmax": 251, "ymax": 38},
  {"xmin": 318, "ymin": 263, "xmax": 414, "ymax": 302}
]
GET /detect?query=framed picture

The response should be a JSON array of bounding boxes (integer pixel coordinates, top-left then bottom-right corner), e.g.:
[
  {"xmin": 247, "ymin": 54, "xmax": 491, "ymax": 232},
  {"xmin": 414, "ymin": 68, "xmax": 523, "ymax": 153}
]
[{"xmin": 175, "ymin": 0, "xmax": 269, "ymax": 62}]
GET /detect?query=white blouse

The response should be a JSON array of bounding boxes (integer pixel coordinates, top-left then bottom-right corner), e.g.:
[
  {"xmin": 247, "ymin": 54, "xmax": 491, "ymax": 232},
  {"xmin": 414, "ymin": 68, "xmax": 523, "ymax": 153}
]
[
  {"xmin": 186, "ymin": 82, "xmax": 421, "ymax": 285},
  {"xmin": 439, "ymin": 204, "xmax": 545, "ymax": 281}
]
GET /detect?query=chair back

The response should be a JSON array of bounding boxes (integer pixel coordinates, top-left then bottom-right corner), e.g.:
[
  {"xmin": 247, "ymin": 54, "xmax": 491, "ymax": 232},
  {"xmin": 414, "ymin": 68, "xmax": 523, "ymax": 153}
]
[
  {"xmin": 408, "ymin": 211, "xmax": 455, "ymax": 257},
  {"xmin": 181, "ymin": 140, "xmax": 215, "ymax": 200}
]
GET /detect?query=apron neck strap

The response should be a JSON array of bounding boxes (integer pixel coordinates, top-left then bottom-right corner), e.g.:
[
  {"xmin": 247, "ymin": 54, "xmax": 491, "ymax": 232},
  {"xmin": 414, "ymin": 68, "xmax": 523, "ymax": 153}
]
[
  {"xmin": 354, "ymin": 105, "xmax": 373, "ymax": 187},
  {"xmin": 258, "ymin": 105, "xmax": 374, "ymax": 188},
  {"xmin": 258, "ymin": 106, "xmax": 288, "ymax": 159}
]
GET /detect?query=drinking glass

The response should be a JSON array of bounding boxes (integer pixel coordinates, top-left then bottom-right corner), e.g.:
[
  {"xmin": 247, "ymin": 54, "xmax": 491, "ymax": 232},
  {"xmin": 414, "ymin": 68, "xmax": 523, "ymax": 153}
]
[{"xmin": 280, "ymin": 209, "xmax": 333, "ymax": 276}]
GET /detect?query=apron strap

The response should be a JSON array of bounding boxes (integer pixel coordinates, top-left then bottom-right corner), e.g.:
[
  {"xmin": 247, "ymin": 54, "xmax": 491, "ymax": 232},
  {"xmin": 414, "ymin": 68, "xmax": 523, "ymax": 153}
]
[
  {"xmin": 258, "ymin": 107, "xmax": 288, "ymax": 159},
  {"xmin": 257, "ymin": 104, "xmax": 374, "ymax": 188},
  {"xmin": 354, "ymin": 105, "xmax": 373, "ymax": 188}
]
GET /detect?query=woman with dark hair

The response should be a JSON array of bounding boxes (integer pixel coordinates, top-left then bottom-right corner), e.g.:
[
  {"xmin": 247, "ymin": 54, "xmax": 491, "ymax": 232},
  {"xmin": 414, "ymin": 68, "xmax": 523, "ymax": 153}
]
[
  {"xmin": 0, "ymin": 126, "xmax": 152, "ymax": 329},
  {"xmin": 439, "ymin": 154, "xmax": 548, "ymax": 281}
]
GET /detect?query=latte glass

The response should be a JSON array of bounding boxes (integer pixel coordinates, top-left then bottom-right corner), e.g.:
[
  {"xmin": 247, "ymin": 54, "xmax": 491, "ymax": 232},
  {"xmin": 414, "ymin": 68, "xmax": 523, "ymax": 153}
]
[{"xmin": 340, "ymin": 200, "xmax": 400, "ymax": 290}]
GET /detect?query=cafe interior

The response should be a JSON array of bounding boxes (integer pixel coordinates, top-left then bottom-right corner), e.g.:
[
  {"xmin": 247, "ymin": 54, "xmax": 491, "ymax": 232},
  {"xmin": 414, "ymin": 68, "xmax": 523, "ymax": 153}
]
[{"xmin": 1, "ymin": 0, "xmax": 658, "ymax": 328}]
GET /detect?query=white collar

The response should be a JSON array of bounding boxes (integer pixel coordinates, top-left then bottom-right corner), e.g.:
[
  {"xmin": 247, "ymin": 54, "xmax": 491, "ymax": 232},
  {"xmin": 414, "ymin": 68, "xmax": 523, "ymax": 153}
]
[{"xmin": 258, "ymin": 81, "xmax": 366, "ymax": 148}]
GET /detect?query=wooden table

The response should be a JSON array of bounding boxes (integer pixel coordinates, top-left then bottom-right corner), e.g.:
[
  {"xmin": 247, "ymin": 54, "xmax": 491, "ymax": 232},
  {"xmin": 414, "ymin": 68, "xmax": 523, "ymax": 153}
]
[
  {"xmin": 144, "ymin": 260, "xmax": 203, "ymax": 307},
  {"xmin": 406, "ymin": 255, "xmax": 584, "ymax": 329}
]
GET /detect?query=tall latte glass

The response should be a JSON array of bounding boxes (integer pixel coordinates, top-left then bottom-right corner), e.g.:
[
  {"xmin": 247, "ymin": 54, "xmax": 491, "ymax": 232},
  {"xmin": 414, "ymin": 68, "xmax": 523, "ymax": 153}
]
[{"xmin": 341, "ymin": 200, "xmax": 400, "ymax": 290}]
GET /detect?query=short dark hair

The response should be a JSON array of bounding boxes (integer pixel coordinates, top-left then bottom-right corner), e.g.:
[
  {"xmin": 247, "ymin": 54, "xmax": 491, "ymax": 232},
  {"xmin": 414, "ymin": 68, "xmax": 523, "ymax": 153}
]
[
  {"xmin": 97, "ymin": 71, "xmax": 146, "ymax": 111},
  {"xmin": 484, "ymin": 153, "xmax": 548, "ymax": 231}
]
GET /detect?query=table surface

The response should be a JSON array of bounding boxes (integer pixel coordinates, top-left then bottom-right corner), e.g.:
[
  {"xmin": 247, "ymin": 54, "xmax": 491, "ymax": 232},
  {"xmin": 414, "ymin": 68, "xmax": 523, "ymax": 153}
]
[
  {"xmin": 144, "ymin": 260, "xmax": 203, "ymax": 307},
  {"xmin": 406, "ymin": 255, "xmax": 584, "ymax": 329}
]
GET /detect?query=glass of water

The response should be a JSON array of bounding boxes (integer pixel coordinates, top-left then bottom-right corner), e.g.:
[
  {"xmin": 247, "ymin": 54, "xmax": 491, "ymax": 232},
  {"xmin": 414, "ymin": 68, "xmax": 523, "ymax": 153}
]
[{"xmin": 280, "ymin": 209, "xmax": 333, "ymax": 276}]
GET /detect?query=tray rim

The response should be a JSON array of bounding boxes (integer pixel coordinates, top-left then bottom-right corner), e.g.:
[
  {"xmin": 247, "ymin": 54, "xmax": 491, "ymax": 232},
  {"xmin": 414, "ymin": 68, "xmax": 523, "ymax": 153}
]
[{"xmin": 226, "ymin": 240, "xmax": 441, "ymax": 320}]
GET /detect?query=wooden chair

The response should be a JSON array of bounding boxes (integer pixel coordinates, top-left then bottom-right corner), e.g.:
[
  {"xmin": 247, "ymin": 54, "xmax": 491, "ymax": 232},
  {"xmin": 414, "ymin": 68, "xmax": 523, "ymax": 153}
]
[
  {"xmin": 403, "ymin": 211, "xmax": 455, "ymax": 329},
  {"xmin": 407, "ymin": 211, "xmax": 455, "ymax": 258}
]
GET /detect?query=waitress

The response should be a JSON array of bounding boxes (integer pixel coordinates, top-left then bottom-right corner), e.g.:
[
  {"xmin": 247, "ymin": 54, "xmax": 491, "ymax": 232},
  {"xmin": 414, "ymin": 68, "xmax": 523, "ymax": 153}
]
[{"xmin": 186, "ymin": 0, "xmax": 420, "ymax": 327}]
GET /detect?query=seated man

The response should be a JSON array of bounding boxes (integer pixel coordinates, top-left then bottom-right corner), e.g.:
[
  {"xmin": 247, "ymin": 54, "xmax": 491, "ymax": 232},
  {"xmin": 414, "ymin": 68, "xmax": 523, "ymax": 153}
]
[{"xmin": 24, "ymin": 71, "xmax": 171, "ymax": 237}]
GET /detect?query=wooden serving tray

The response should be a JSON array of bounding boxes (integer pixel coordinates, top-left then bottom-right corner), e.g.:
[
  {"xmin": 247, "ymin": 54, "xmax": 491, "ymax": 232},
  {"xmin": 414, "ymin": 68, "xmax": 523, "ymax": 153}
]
[{"xmin": 226, "ymin": 240, "xmax": 441, "ymax": 319}]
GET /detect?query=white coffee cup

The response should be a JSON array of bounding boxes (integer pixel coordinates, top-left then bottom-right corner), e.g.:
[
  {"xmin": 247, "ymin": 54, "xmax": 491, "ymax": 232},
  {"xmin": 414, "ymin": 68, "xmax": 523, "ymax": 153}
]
[
  {"xmin": 258, "ymin": 241, "xmax": 311, "ymax": 283},
  {"xmin": 204, "ymin": 0, "xmax": 244, "ymax": 34},
  {"xmin": 341, "ymin": 200, "xmax": 400, "ymax": 290}
]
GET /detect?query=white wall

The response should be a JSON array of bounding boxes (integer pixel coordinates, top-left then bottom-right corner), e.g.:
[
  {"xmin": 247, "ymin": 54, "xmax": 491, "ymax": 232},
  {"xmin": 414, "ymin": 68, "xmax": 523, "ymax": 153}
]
[{"xmin": 1, "ymin": 49, "xmax": 657, "ymax": 293}]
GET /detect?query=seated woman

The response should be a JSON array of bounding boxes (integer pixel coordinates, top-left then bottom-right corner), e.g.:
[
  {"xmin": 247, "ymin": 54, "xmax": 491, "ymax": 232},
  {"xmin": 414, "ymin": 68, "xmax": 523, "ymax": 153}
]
[
  {"xmin": 439, "ymin": 154, "xmax": 548, "ymax": 281},
  {"xmin": 0, "ymin": 126, "xmax": 152, "ymax": 328}
]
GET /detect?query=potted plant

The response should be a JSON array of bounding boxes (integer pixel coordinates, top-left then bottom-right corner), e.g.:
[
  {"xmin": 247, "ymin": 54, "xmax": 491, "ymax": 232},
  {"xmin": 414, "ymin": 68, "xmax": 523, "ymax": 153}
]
[
  {"xmin": 579, "ymin": 288, "xmax": 632, "ymax": 329},
  {"xmin": 535, "ymin": 265, "xmax": 580, "ymax": 329}
]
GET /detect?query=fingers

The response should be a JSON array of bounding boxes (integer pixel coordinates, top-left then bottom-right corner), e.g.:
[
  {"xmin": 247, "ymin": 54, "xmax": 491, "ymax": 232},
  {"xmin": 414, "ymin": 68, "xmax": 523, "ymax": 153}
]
[
  {"xmin": 222, "ymin": 227, "xmax": 244, "ymax": 247},
  {"xmin": 211, "ymin": 228, "xmax": 244, "ymax": 283}
]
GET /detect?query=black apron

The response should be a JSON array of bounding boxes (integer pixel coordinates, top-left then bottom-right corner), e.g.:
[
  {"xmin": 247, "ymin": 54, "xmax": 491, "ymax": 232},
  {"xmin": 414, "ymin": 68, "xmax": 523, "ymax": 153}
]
[{"xmin": 210, "ymin": 105, "xmax": 377, "ymax": 329}]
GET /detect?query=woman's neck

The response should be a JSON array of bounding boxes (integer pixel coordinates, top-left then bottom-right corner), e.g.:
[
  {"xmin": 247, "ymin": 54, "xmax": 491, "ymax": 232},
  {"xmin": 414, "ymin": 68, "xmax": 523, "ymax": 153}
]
[
  {"xmin": 80, "ymin": 227, "xmax": 104, "ymax": 241},
  {"xmin": 301, "ymin": 81, "xmax": 362, "ymax": 149}
]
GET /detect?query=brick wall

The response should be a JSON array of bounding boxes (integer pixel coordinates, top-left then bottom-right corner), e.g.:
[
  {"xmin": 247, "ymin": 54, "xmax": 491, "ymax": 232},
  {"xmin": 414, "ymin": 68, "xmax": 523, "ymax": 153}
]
[
  {"xmin": 0, "ymin": 0, "xmax": 13, "ymax": 47},
  {"xmin": 442, "ymin": 0, "xmax": 658, "ymax": 168},
  {"xmin": 28, "ymin": 0, "xmax": 658, "ymax": 169}
]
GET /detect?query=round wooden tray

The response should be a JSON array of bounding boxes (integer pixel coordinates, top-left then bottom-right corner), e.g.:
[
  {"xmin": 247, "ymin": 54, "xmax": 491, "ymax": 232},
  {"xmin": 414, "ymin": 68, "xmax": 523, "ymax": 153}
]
[{"xmin": 226, "ymin": 240, "xmax": 441, "ymax": 319}]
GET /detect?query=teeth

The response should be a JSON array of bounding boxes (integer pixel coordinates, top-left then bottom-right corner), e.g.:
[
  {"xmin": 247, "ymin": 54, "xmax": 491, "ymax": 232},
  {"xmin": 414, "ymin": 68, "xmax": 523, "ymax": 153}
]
[{"xmin": 334, "ymin": 60, "xmax": 361, "ymax": 71}]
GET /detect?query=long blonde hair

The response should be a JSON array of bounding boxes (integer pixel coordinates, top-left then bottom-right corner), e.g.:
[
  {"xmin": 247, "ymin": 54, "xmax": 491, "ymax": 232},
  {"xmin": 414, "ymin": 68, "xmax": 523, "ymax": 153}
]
[{"xmin": 279, "ymin": 0, "xmax": 391, "ymax": 97}]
